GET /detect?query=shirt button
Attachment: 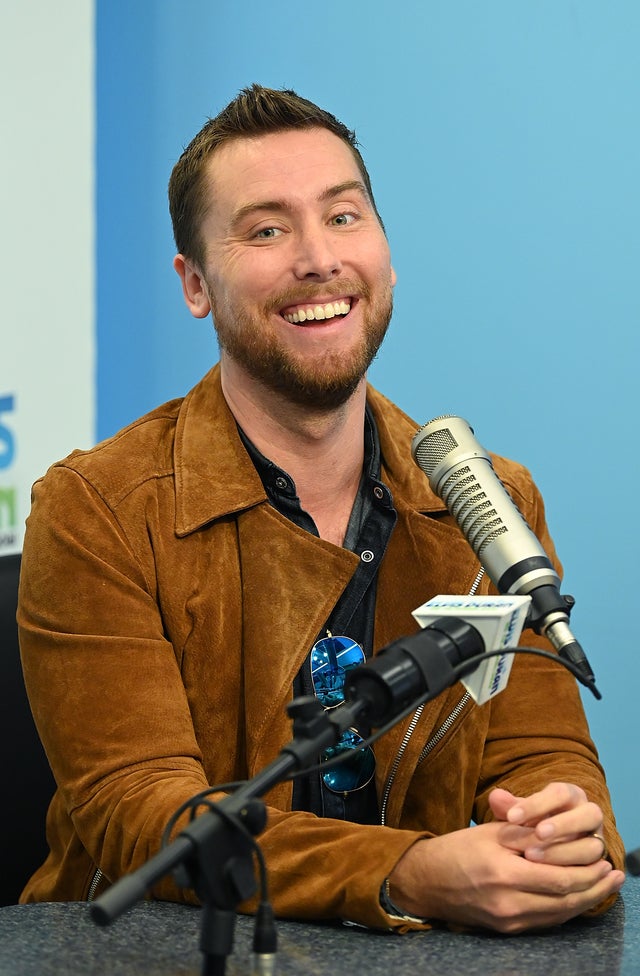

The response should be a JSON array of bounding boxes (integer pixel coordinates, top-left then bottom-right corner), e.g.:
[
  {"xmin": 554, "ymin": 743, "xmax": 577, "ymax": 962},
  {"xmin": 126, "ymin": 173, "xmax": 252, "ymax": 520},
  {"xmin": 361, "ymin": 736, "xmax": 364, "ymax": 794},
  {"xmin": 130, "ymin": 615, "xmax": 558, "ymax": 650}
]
[
  {"xmin": 275, "ymin": 476, "xmax": 288, "ymax": 490},
  {"xmin": 361, "ymin": 550, "xmax": 375, "ymax": 563},
  {"xmin": 373, "ymin": 486, "xmax": 384, "ymax": 500}
]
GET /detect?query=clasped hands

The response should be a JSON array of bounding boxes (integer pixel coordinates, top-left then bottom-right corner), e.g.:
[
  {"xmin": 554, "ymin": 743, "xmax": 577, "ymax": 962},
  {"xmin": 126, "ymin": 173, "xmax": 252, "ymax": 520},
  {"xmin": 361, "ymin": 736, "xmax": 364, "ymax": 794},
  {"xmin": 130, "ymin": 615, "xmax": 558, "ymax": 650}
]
[{"xmin": 388, "ymin": 782, "xmax": 625, "ymax": 933}]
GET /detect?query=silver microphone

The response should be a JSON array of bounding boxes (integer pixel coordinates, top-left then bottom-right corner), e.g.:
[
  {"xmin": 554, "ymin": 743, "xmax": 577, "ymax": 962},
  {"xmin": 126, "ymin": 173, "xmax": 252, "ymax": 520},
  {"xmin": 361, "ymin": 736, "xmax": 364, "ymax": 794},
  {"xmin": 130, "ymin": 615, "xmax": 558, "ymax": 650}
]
[{"xmin": 411, "ymin": 415, "xmax": 600, "ymax": 698}]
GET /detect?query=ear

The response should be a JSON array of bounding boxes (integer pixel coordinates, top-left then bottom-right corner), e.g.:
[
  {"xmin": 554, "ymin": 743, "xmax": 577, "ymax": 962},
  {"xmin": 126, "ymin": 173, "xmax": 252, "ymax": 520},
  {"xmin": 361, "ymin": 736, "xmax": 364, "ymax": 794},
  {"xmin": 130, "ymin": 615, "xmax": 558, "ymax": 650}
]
[
  {"xmin": 390, "ymin": 265, "xmax": 397, "ymax": 288},
  {"xmin": 173, "ymin": 254, "xmax": 211, "ymax": 319}
]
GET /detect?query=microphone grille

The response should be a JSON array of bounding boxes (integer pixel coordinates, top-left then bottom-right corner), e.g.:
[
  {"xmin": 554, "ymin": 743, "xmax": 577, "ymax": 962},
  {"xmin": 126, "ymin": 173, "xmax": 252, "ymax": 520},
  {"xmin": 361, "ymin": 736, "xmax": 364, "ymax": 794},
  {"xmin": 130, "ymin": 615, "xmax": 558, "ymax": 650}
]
[
  {"xmin": 412, "ymin": 423, "xmax": 459, "ymax": 478},
  {"xmin": 440, "ymin": 464, "xmax": 508, "ymax": 555},
  {"xmin": 412, "ymin": 416, "xmax": 510, "ymax": 559}
]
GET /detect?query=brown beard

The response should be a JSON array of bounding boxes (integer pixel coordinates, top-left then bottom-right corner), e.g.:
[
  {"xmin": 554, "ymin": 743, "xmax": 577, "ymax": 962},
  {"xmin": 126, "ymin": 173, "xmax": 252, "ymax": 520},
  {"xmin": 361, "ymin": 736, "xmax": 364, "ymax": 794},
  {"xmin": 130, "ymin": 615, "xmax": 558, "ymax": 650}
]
[{"xmin": 208, "ymin": 278, "xmax": 394, "ymax": 410}]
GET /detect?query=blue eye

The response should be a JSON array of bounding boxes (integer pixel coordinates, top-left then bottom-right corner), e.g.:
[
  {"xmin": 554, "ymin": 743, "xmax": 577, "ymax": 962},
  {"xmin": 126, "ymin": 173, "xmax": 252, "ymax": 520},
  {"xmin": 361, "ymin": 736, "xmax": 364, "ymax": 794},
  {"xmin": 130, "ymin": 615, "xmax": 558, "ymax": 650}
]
[
  {"xmin": 332, "ymin": 213, "xmax": 356, "ymax": 226},
  {"xmin": 255, "ymin": 227, "xmax": 281, "ymax": 239}
]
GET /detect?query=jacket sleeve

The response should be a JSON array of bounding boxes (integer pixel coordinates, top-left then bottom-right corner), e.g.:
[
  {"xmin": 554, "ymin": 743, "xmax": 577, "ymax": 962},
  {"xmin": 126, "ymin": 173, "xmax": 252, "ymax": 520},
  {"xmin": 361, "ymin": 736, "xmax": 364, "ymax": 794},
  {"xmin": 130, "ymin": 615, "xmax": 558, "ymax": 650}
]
[
  {"xmin": 19, "ymin": 464, "xmax": 212, "ymax": 898},
  {"xmin": 18, "ymin": 463, "xmax": 429, "ymax": 930},
  {"xmin": 472, "ymin": 468, "xmax": 625, "ymax": 878}
]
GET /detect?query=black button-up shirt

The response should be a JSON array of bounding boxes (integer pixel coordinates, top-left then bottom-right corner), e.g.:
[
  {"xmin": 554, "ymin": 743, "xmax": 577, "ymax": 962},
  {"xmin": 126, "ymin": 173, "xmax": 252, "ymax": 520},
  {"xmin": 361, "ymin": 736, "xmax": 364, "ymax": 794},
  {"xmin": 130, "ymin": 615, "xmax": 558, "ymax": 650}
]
[{"xmin": 239, "ymin": 406, "xmax": 397, "ymax": 823}]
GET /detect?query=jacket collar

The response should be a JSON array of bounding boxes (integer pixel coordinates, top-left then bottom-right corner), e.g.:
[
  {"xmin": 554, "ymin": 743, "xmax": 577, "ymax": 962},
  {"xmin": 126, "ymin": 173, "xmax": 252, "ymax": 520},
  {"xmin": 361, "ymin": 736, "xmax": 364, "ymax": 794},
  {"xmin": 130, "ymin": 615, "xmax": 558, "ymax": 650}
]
[
  {"xmin": 173, "ymin": 364, "xmax": 447, "ymax": 536},
  {"xmin": 366, "ymin": 385, "xmax": 448, "ymax": 515}
]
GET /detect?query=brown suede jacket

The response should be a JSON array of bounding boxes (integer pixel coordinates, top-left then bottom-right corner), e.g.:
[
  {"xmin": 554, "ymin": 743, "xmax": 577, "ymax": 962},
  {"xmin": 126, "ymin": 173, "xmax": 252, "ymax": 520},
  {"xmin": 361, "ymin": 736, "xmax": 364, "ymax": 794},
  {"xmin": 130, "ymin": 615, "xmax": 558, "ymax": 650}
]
[{"xmin": 18, "ymin": 364, "xmax": 622, "ymax": 930}]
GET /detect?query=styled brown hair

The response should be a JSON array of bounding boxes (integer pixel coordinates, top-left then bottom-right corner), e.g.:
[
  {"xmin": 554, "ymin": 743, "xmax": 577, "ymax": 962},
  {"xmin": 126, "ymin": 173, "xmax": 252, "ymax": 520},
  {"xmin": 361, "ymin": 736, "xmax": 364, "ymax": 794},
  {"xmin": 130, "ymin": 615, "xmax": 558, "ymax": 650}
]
[{"xmin": 168, "ymin": 83, "xmax": 382, "ymax": 269}]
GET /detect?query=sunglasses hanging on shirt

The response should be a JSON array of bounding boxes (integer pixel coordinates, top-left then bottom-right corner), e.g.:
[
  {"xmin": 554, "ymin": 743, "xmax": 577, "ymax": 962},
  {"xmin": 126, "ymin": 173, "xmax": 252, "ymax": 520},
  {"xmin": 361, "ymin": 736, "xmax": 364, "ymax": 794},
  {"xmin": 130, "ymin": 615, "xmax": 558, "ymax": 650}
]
[{"xmin": 310, "ymin": 633, "xmax": 376, "ymax": 794}]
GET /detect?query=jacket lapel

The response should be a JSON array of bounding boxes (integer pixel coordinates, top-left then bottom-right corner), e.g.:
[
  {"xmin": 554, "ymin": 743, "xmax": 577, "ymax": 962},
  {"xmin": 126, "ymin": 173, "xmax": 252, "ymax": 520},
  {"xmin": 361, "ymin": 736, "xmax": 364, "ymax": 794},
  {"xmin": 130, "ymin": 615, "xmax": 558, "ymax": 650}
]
[
  {"xmin": 172, "ymin": 367, "xmax": 483, "ymax": 811},
  {"xmin": 237, "ymin": 505, "xmax": 360, "ymax": 776}
]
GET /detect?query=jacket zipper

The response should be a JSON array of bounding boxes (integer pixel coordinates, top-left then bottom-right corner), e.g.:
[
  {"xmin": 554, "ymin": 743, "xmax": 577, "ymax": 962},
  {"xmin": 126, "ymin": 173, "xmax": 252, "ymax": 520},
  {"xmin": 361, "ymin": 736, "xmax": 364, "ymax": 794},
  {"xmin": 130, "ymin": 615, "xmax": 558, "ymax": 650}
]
[
  {"xmin": 87, "ymin": 867, "xmax": 103, "ymax": 902},
  {"xmin": 380, "ymin": 568, "xmax": 484, "ymax": 826}
]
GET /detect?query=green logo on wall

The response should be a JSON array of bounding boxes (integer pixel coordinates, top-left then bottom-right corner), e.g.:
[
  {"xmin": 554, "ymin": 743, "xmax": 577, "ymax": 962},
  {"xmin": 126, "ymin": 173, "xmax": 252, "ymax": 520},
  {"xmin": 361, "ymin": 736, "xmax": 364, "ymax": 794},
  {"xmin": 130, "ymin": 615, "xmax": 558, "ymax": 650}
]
[{"xmin": 0, "ymin": 486, "xmax": 17, "ymax": 546}]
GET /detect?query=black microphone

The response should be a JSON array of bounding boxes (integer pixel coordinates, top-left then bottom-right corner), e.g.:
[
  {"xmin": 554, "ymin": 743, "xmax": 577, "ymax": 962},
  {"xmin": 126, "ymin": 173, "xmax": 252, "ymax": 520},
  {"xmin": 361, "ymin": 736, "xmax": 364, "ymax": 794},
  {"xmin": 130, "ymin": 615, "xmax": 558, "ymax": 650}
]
[
  {"xmin": 411, "ymin": 415, "xmax": 600, "ymax": 699},
  {"xmin": 343, "ymin": 615, "xmax": 485, "ymax": 726}
]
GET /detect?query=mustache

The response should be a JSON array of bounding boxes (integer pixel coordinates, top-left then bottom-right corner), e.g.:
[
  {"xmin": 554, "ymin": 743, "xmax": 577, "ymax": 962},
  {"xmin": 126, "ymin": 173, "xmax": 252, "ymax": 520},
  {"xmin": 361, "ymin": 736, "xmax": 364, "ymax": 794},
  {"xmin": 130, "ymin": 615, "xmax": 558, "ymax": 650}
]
[{"xmin": 266, "ymin": 278, "xmax": 371, "ymax": 313}]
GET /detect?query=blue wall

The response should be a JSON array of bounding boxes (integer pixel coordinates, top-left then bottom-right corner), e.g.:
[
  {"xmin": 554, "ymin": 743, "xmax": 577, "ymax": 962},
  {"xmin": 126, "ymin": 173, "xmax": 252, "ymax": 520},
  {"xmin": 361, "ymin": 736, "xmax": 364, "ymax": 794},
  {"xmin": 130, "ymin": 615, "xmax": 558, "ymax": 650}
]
[{"xmin": 97, "ymin": 1, "xmax": 640, "ymax": 849}]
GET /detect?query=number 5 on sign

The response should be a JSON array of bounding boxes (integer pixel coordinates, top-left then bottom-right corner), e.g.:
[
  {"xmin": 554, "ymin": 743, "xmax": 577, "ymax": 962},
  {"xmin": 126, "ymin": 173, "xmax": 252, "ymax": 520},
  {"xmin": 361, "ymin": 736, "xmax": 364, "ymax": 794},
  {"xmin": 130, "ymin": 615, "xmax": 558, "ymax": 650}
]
[{"xmin": 0, "ymin": 395, "xmax": 15, "ymax": 470}]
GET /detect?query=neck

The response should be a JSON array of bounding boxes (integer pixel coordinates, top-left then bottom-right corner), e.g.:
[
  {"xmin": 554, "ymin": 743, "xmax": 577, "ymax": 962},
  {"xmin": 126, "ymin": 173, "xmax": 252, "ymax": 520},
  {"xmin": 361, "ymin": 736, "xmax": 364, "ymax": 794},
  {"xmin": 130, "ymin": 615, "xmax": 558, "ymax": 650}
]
[{"xmin": 221, "ymin": 359, "xmax": 367, "ymax": 545}]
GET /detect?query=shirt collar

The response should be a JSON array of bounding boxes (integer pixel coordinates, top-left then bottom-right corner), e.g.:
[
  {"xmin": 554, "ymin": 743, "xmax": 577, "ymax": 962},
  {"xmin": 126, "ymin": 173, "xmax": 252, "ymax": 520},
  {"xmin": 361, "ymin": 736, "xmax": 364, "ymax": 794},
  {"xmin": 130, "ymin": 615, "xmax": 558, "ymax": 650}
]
[
  {"xmin": 173, "ymin": 365, "xmax": 446, "ymax": 536},
  {"xmin": 237, "ymin": 403, "xmax": 384, "ymax": 502}
]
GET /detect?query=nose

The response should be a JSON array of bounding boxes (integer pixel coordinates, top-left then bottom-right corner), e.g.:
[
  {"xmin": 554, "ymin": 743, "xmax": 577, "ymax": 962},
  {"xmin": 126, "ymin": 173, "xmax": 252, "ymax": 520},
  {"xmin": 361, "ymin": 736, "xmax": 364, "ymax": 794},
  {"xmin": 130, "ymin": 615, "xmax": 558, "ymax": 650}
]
[{"xmin": 292, "ymin": 225, "xmax": 342, "ymax": 281}]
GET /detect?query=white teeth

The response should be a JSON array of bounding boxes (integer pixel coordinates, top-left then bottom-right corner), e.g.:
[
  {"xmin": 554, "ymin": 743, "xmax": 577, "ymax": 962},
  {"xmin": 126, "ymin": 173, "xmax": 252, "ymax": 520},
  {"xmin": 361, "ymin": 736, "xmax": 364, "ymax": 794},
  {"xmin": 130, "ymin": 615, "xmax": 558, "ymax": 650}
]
[{"xmin": 283, "ymin": 299, "xmax": 352, "ymax": 324}]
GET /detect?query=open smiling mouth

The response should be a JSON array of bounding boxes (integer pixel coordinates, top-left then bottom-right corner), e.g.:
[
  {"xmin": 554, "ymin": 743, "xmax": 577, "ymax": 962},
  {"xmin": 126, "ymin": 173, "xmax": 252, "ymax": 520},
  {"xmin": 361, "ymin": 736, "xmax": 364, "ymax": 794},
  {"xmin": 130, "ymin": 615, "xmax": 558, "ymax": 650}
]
[{"xmin": 281, "ymin": 298, "xmax": 353, "ymax": 325}]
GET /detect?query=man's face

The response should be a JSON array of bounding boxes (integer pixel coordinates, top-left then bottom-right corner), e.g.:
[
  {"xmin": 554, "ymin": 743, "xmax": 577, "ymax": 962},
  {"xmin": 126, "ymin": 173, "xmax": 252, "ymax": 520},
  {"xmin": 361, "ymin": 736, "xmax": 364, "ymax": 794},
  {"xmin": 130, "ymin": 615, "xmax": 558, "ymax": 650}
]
[{"xmin": 182, "ymin": 127, "xmax": 396, "ymax": 409}]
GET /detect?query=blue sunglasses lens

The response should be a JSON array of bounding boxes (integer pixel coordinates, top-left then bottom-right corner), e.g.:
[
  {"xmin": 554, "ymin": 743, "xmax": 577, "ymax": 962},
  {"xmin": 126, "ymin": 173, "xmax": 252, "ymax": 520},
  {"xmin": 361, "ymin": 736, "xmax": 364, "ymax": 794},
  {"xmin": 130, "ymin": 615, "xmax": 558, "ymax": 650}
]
[
  {"xmin": 310, "ymin": 635, "xmax": 375, "ymax": 793},
  {"xmin": 310, "ymin": 635, "xmax": 365, "ymax": 708},
  {"xmin": 320, "ymin": 728, "xmax": 376, "ymax": 793}
]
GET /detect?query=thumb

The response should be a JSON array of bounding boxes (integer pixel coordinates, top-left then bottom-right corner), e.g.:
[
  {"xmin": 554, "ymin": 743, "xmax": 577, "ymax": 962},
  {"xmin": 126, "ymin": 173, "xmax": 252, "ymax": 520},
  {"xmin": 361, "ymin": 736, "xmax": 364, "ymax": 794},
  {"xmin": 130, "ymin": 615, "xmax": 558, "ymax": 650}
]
[{"xmin": 488, "ymin": 787, "xmax": 521, "ymax": 822}]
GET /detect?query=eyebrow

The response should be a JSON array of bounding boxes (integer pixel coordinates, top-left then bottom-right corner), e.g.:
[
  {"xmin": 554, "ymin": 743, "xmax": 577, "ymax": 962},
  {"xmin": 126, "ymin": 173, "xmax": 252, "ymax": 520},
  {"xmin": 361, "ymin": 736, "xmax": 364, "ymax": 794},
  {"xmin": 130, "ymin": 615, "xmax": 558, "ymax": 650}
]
[{"xmin": 229, "ymin": 180, "xmax": 371, "ymax": 229}]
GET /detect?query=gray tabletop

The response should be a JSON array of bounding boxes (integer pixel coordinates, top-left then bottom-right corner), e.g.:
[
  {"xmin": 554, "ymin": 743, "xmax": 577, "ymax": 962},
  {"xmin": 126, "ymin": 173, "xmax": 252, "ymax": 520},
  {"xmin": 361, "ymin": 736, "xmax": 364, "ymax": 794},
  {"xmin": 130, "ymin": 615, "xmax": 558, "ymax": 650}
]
[{"xmin": 1, "ymin": 882, "xmax": 639, "ymax": 976}]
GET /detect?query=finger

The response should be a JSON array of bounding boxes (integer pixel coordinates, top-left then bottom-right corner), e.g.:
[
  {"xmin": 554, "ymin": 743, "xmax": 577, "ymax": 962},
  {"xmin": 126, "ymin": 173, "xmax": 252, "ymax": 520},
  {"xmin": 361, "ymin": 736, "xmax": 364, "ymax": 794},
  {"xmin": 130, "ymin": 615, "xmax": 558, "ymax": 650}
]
[
  {"xmin": 515, "ymin": 854, "xmax": 617, "ymax": 899},
  {"xmin": 488, "ymin": 787, "xmax": 521, "ymax": 821},
  {"xmin": 524, "ymin": 832, "xmax": 610, "ymax": 867},
  {"xmin": 491, "ymin": 867, "xmax": 625, "ymax": 934},
  {"xmin": 506, "ymin": 782, "xmax": 587, "ymax": 826},
  {"xmin": 533, "ymin": 801, "xmax": 603, "ymax": 844},
  {"xmin": 494, "ymin": 821, "xmax": 537, "ymax": 854}
]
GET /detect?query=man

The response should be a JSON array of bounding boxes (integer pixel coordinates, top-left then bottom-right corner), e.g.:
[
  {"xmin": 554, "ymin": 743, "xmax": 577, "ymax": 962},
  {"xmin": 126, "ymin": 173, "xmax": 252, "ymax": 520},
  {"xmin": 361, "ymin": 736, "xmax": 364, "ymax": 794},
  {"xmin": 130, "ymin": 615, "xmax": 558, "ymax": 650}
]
[{"xmin": 18, "ymin": 84, "xmax": 624, "ymax": 932}]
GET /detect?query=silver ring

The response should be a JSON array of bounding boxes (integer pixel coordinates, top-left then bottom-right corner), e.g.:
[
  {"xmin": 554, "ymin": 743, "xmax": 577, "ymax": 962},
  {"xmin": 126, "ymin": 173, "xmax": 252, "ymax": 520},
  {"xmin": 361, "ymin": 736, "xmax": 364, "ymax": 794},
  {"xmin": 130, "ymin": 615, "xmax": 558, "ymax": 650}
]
[{"xmin": 592, "ymin": 831, "xmax": 609, "ymax": 861}]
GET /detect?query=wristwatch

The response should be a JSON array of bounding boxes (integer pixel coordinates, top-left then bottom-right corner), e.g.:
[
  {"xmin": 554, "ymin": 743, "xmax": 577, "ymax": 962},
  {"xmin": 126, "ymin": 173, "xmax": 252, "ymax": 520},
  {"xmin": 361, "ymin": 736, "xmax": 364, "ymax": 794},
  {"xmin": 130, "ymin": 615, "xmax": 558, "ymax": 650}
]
[{"xmin": 379, "ymin": 878, "xmax": 430, "ymax": 925}]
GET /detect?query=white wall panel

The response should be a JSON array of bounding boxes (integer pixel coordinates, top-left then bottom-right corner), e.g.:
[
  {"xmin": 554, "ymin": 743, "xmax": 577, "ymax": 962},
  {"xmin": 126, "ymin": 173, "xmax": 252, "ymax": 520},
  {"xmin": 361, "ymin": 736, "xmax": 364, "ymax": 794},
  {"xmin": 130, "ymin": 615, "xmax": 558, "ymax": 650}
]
[{"xmin": 0, "ymin": 0, "xmax": 95, "ymax": 555}]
